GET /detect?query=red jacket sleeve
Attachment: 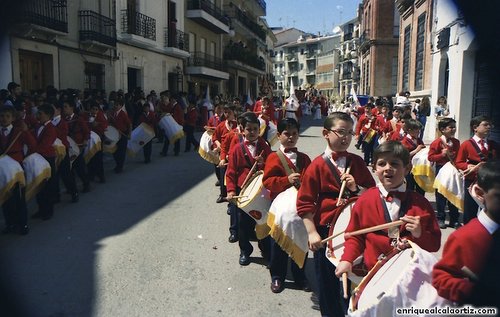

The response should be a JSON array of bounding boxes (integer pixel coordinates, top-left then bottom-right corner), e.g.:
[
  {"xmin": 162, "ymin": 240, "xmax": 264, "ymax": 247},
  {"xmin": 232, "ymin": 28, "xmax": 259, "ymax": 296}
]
[{"xmin": 34, "ymin": 123, "xmax": 57, "ymax": 158}]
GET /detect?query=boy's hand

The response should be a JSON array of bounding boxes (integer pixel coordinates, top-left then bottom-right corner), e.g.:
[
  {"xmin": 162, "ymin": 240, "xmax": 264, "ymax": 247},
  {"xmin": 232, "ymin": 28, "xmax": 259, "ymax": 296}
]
[
  {"xmin": 401, "ymin": 215, "xmax": 422, "ymax": 238},
  {"xmin": 218, "ymin": 159, "xmax": 226, "ymax": 167},
  {"xmin": 335, "ymin": 261, "xmax": 353, "ymax": 277},
  {"xmin": 341, "ymin": 172, "xmax": 357, "ymax": 192},
  {"xmin": 288, "ymin": 172, "xmax": 301, "ymax": 185},
  {"xmin": 226, "ymin": 192, "xmax": 235, "ymax": 200},
  {"xmin": 417, "ymin": 144, "xmax": 426, "ymax": 150},
  {"xmin": 255, "ymin": 155, "xmax": 264, "ymax": 164},
  {"xmin": 308, "ymin": 232, "xmax": 323, "ymax": 251}
]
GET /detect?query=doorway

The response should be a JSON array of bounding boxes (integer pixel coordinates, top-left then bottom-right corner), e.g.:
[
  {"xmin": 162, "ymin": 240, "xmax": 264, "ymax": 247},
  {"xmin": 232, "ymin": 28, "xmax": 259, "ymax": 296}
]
[{"xmin": 127, "ymin": 67, "xmax": 141, "ymax": 93}]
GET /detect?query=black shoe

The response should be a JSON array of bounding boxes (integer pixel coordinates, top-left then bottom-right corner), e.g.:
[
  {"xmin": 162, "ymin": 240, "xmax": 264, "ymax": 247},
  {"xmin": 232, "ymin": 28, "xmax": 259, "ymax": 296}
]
[
  {"xmin": 438, "ymin": 219, "xmax": 447, "ymax": 229},
  {"xmin": 216, "ymin": 195, "xmax": 227, "ymax": 203},
  {"xmin": 215, "ymin": 180, "xmax": 220, "ymax": 187},
  {"xmin": 239, "ymin": 254, "xmax": 251, "ymax": 266},
  {"xmin": 450, "ymin": 222, "xmax": 462, "ymax": 229},
  {"xmin": 71, "ymin": 193, "xmax": 79, "ymax": 203},
  {"xmin": 271, "ymin": 279, "xmax": 284, "ymax": 293},
  {"xmin": 296, "ymin": 280, "xmax": 312, "ymax": 292},
  {"xmin": 228, "ymin": 234, "xmax": 238, "ymax": 243},
  {"xmin": 18, "ymin": 225, "xmax": 29, "ymax": 235},
  {"xmin": 310, "ymin": 292, "xmax": 320, "ymax": 311}
]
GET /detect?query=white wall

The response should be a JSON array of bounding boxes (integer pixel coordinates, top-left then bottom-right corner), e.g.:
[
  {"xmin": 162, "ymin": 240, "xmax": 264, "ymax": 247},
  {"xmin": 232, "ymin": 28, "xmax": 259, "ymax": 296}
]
[{"xmin": 0, "ymin": 36, "xmax": 13, "ymax": 89}]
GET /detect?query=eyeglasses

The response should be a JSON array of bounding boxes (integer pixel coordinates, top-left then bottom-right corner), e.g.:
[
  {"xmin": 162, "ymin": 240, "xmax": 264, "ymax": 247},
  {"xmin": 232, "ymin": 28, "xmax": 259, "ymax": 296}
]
[{"xmin": 328, "ymin": 129, "xmax": 355, "ymax": 137}]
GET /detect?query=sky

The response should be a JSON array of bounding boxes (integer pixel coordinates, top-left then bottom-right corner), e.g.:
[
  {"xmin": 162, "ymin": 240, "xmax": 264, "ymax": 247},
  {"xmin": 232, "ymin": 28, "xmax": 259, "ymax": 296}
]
[{"xmin": 264, "ymin": 0, "xmax": 362, "ymax": 35}]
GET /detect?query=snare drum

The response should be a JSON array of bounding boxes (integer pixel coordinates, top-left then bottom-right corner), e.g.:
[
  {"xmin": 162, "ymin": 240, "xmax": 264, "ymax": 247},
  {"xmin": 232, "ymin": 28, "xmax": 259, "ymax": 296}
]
[
  {"xmin": 127, "ymin": 122, "xmax": 155, "ymax": 156},
  {"xmin": 411, "ymin": 148, "xmax": 435, "ymax": 192},
  {"xmin": 325, "ymin": 200, "xmax": 364, "ymax": 285},
  {"xmin": 258, "ymin": 117, "xmax": 267, "ymax": 137},
  {"xmin": 267, "ymin": 121, "xmax": 278, "ymax": 146},
  {"xmin": 67, "ymin": 136, "xmax": 80, "ymax": 165},
  {"xmin": 103, "ymin": 126, "xmax": 120, "ymax": 154},
  {"xmin": 363, "ymin": 129, "xmax": 376, "ymax": 143},
  {"xmin": 0, "ymin": 155, "xmax": 25, "ymax": 205},
  {"xmin": 83, "ymin": 131, "xmax": 102, "ymax": 163},
  {"xmin": 237, "ymin": 171, "xmax": 271, "ymax": 239},
  {"xmin": 350, "ymin": 241, "xmax": 450, "ymax": 315},
  {"xmin": 159, "ymin": 114, "xmax": 184, "ymax": 143},
  {"xmin": 22, "ymin": 153, "xmax": 51, "ymax": 201},
  {"xmin": 433, "ymin": 162, "xmax": 464, "ymax": 211},
  {"xmin": 267, "ymin": 186, "xmax": 308, "ymax": 268},
  {"xmin": 198, "ymin": 131, "xmax": 220, "ymax": 165},
  {"xmin": 53, "ymin": 138, "xmax": 67, "ymax": 167}
]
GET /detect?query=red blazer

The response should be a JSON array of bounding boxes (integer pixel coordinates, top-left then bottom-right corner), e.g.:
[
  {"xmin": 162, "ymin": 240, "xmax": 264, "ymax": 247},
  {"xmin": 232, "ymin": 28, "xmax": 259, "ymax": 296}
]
[
  {"xmin": 455, "ymin": 138, "xmax": 499, "ymax": 181},
  {"xmin": 21, "ymin": 113, "xmax": 38, "ymax": 130},
  {"xmin": 253, "ymin": 100, "xmax": 262, "ymax": 113},
  {"xmin": 226, "ymin": 137, "xmax": 272, "ymax": 193},
  {"xmin": 220, "ymin": 130, "xmax": 242, "ymax": 161},
  {"xmin": 296, "ymin": 153, "xmax": 375, "ymax": 226},
  {"xmin": 375, "ymin": 115, "xmax": 393, "ymax": 135},
  {"xmin": 109, "ymin": 109, "xmax": 131, "ymax": 135},
  {"xmin": 139, "ymin": 111, "xmax": 157, "ymax": 128},
  {"xmin": 33, "ymin": 122, "xmax": 57, "ymax": 158},
  {"xmin": 166, "ymin": 102, "xmax": 184, "ymax": 126},
  {"xmin": 89, "ymin": 111, "xmax": 108, "ymax": 137},
  {"xmin": 263, "ymin": 150, "xmax": 312, "ymax": 200},
  {"xmin": 53, "ymin": 118, "xmax": 69, "ymax": 148},
  {"xmin": 428, "ymin": 137, "xmax": 460, "ymax": 166},
  {"xmin": 390, "ymin": 127, "xmax": 404, "ymax": 141},
  {"xmin": 207, "ymin": 115, "xmax": 221, "ymax": 129},
  {"xmin": 184, "ymin": 107, "xmax": 198, "ymax": 127},
  {"xmin": 401, "ymin": 135, "xmax": 424, "ymax": 152},
  {"xmin": 356, "ymin": 115, "xmax": 376, "ymax": 135},
  {"xmin": 0, "ymin": 126, "xmax": 36, "ymax": 163},
  {"xmin": 212, "ymin": 120, "xmax": 237, "ymax": 145},
  {"xmin": 340, "ymin": 187, "xmax": 441, "ymax": 270},
  {"xmin": 66, "ymin": 114, "xmax": 90, "ymax": 145},
  {"xmin": 432, "ymin": 218, "xmax": 493, "ymax": 303}
]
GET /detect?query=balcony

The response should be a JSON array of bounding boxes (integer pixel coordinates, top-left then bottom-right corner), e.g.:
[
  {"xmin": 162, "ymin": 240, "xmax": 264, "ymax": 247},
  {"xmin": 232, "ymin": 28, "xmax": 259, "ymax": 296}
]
[
  {"xmin": 186, "ymin": 51, "xmax": 229, "ymax": 80},
  {"xmin": 79, "ymin": 10, "xmax": 116, "ymax": 48},
  {"xmin": 342, "ymin": 33, "xmax": 353, "ymax": 42},
  {"xmin": 225, "ymin": 3, "xmax": 266, "ymax": 41},
  {"xmin": 286, "ymin": 54, "xmax": 298, "ymax": 62},
  {"xmin": 164, "ymin": 27, "xmax": 190, "ymax": 58},
  {"xmin": 359, "ymin": 30, "xmax": 371, "ymax": 53},
  {"xmin": 121, "ymin": 9, "xmax": 156, "ymax": 45},
  {"xmin": 396, "ymin": 0, "xmax": 414, "ymax": 15},
  {"xmin": 341, "ymin": 72, "xmax": 353, "ymax": 80},
  {"xmin": 186, "ymin": 0, "xmax": 230, "ymax": 34},
  {"xmin": 18, "ymin": 0, "xmax": 68, "ymax": 34},
  {"xmin": 224, "ymin": 45, "xmax": 265, "ymax": 74}
]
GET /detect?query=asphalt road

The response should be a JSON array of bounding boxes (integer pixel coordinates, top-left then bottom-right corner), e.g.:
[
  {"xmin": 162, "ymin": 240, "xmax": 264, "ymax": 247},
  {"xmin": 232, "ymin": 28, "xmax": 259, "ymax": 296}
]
[{"xmin": 0, "ymin": 115, "xmax": 453, "ymax": 317}]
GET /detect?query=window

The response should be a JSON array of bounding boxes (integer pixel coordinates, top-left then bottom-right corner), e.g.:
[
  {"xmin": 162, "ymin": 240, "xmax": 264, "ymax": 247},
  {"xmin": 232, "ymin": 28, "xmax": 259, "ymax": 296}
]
[
  {"xmin": 402, "ymin": 25, "xmax": 411, "ymax": 91},
  {"xmin": 414, "ymin": 13, "xmax": 426, "ymax": 91},
  {"xmin": 391, "ymin": 57, "xmax": 398, "ymax": 94},
  {"xmin": 85, "ymin": 62, "xmax": 105, "ymax": 91},
  {"xmin": 301, "ymin": 48, "xmax": 304, "ymax": 55}
]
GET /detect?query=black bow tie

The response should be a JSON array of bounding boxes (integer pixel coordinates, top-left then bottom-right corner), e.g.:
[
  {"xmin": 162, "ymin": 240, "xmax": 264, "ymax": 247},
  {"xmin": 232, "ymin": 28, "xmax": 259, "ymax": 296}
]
[{"xmin": 245, "ymin": 140, "xmax": 257, "ymax": 146}]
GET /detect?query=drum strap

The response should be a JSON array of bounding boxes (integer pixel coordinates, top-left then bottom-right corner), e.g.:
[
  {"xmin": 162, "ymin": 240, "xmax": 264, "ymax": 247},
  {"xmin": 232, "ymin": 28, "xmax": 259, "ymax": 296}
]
[
  {"xmin": 239, "ymin": 140, "xmax": 254, "ymax": 168},
  {"xmin": 468, "ymin": 139, "xmax": 488, "ymax": 162},
  {"xmin": 379, "ymin": 194, "xmax": 411, "ymax": 231},
  {"xmin": 276, "ymin": 149, "xmax": 299, "ymax": 175},
  {"xmin": 321, "ymin": 152, "xmax": 350, "ymax": 190}
]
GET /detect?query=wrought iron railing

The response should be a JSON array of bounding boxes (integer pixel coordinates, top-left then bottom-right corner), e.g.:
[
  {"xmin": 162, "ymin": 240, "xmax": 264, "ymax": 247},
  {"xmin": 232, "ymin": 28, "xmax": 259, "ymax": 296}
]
[
  {"xmin": 223, "ymin": 47, "xmax": 265, "ymax": 71},
  {"xmin": 20, "ymin": 0, "xmax": 68, "ymax": 33},
  {"xmin": 187, "ymin": 0, "xmax": 229, "ymax": 26},
  {"xmin": 121, "ymin": 9, "xmax": 156, "ymax": 41},
  {"xmin": 187, "ymin": 51, "xmax": 226, "ymax": 72},
  {"xmin": 79, "ymin": 10, "xmax": 116, "ymax": 47},
  {"xmin": 164, "ymin": 27, "xmax": 189, "ymax": 52},
  {"xmin": 255, "ymin": 0, "xmax": 266, "ymax": 13},
  {"xmin": 226, "ymin": 3, "xmax": 266, "ymax": 41}
]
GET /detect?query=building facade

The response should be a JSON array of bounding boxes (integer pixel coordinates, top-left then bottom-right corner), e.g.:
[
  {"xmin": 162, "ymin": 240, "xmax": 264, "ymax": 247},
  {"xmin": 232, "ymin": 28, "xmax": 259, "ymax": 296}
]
[
  {"xmin": 338, "ymin": 18, "xmax": 360, "ymax": 100},
  {"xmin": 358, "ymin": 0, "xmax": 400, "ymax": 97}
]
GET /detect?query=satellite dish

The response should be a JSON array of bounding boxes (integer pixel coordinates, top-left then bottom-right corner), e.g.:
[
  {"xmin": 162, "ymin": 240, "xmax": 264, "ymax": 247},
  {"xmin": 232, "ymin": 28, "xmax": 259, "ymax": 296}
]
[{"xmin": 332, "ymin": 26, "xmax": 341, "ymax": 34}]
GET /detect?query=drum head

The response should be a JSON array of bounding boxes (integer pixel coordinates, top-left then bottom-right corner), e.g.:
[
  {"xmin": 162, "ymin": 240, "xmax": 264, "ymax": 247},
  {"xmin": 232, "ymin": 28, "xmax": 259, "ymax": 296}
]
[
  {"xmin": 105, "ymin": 126, "xmax": 120, "ymax": 140},
  {"xmin": 238, "ymin": 171, "xmax": 265, "ymax": 209}
]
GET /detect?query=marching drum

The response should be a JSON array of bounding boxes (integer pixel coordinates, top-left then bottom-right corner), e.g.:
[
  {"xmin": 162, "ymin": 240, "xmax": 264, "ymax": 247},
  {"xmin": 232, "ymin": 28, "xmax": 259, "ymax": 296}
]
[
  {"xmin": 0, "ymin": 155, "xmax": 25, "ymax": 205},
  {"xmin": 237, "ymin": 171, "xmax": 271, "ymax": 239},
  {"xmin": 433, "ymin": 162, "xmax": 464, "ymax": 211},
  {"xmin": 127, "ymin": 122, "xmax": 155, "ymax": 156},
  {"xmin": 103, "ymin": 126, "xmax": 120, "ymax": 154},
  {"xmin": 83, "ymin": 131, "xmax": 102, "ymax": 164},
  {"xmin": 267, "ymin": 121, "xmax": 278, "ymax": 146},
  {"xmin": 53, "ymin": 138, "xmax": 66, "ymax": 167},
  {"xmin": 411, "ymin": 148, "xmax": 435, "ymax": 192},
  {"xmin": 159, "ymin": 114, "xmax": 184, "ymax": 143},
  {"xmin": 198, "ymin": 131, "xmax": 220, "ymax": 165},
  {"xmin": 349, "ymin": 241, "xmax": 450, "ymax": 316},
  {"xmin": 258, "ymin": 117, "xmax": 267, "ymax": 137},
  {"xmin": 325, "ymin": 200, "xmax": 364, "ymax": 285},
  {"xmin": 363, "ymin": 129, "xmax": 376, "ymax": 144},
  {"xmin": 67, "ymin": 136, "xmax": 80, "ymax": 165},
  {"xmin": 267, "ymin": 186, "xmax": 308, "ymax": 268},
  {"xmin": 22, "ymin": 153, "xmax": 51, "ymax": 201}
]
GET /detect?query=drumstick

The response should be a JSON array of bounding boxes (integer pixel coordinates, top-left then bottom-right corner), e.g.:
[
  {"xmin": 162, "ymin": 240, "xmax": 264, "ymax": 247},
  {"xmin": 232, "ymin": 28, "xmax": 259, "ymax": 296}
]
[
  {"xmin": 321, "ymin": 230, "xmax": 345, "ymax": 245},
  {"xmin": 439, "ymin": 138, "xmax": 464, "ymax": 177},
  {"xmin": 461, "ymin": 266, "xmax": 478, "ymax": 282},
  {"xmin": 344, "ymin": 220, "xmax": 405, "ymax": 238},
  {"xmin": 0, "ymin": 131, "xmax": 23, "ymax": 156},
  {"xmin": 342, "ymin": 273, "xmax": 348, "ymax": 299},
  {"xmin": 240, "ymin": 150, "xmax": 264, "ymax": 190},
  {"xmin": 336, "ymin": 166, "xmax": 352, "ymax": 206},
  {"xmin": 226, "ymin": 195, "xmax": 248, "ymax": 199}
]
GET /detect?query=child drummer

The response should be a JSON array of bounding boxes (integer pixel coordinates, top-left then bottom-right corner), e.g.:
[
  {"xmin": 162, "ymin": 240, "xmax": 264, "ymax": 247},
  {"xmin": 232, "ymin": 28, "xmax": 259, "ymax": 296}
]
[
  {"xmin": 262, "ymin": 118, "xmax": 312, "ymax": 293},
  {"xmin": 296, "ymin": 112, "xmax": 375, "ymax": 316},
  {"xmin": 226, "ymin": 112, "xmax": 272, "ymax": 266},
  {"xmin": 336, "ymin": 141, "xmax": 441, "ymax": 277}
]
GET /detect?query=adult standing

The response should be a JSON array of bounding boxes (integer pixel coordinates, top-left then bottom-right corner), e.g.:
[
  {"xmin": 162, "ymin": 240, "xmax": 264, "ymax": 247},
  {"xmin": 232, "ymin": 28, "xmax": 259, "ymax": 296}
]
[{"xmin": 417, "ymin": 96, "xmax": 431, "ymax": 139}]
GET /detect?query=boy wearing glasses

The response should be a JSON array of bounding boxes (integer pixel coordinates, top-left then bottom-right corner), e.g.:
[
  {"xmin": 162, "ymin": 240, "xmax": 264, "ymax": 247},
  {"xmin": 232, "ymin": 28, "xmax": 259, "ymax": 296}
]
[
  {"xmin": 456, "ymin": 115, "xmax": 499, "ymax": 223},
  {"xmin": 297, "ymin": 112, "xmax": 375, "ymax": 316}
]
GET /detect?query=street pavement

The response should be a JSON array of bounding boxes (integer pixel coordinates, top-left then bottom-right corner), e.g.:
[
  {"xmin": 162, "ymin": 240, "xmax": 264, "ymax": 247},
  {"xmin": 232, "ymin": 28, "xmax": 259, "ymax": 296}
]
[{"xmin": 0, "ymin": 115, "xmax": 453, "ymax": 317}]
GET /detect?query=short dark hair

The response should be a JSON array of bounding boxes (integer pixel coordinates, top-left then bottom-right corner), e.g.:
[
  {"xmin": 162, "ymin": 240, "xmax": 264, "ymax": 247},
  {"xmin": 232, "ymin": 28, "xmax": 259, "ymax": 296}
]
[
  {"xmin": 223, "ymin": 103, "xmax": 236, "ymax": 112},
  {"xmin": 277, "ymin": 118, "xmax": 300, "ymax": 133},
  {"xmin": 470, "ymin": 115, "xmax": 491, "ymax": 132},
  {"xmin": 239, "ymin": 111, "xmax": 259, "ymax": 128},
  {"xmin": 404, "ymin": 118, "xmax": 422, "ymax": 132},
  {"xmin": 477, "ymin": 160, "xmax": 500, "ymax": 192},
  {"xmin": 324, "ymin": 112, "xmax": 353, "ymax": 130},
  {"xmin": 0, "ymin": 106, "xmax": 15, "ymax": 116},
  {"xmin": 438, "ymin": 117, "xmax": 456, "ymax": 131},
  {"xmin": 7, "ymin": 82, "xmax": 19, "ymax": 92},
  {"xmin": 38, "ymin": 103, "xmax": 55, "ymax": 117},
  {"xmin": 373, "ymin": 140, "xmax": 411, "ymax": 166}
]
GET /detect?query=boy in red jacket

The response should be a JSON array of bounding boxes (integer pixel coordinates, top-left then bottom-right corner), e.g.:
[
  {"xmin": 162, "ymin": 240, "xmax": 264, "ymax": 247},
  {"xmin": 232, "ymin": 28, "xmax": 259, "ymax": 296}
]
[
  {"xmin": 455, "ymin": 115, "xmax": 499, "ymax": 223},
  {"xmin": 336, "ymin": 141, "xmax": 441, "ymax": 275},
  {"xmin": 226, "ymin": 112, "xmax": 272, "ymax": 266},
  {"xmin": 428, "ymin": 117, "xmax": 461, "ymax": 229},
  {"xmin": 183, "ymin": 103, "xmax": 199, "ymax": 153},
  {"xmin": 297, "ymin": 112, "xmax": 375, "ymax": 316},
  {"xmin": 139, "ymin": 102, "xmax": 157, "ymax": 164},
  {"xmin": 400, "ymin": 118, "xmax": 426, "ymax": 196},
  {"xmin": 432, "ymin": 161, "xmax": 499, "ymax": 305},
  {"xmin": 0, "ymin": 106, "xmax": 36, "ymax": 234},
  {"xmin": 87, "ymin": 102, "xmax": 108, "ymax": 183},
  {"xmin": 263, "ymin": 118, "xmax": 312, "ymax": 294},
  {"xmin": 108, "ymin": 98, "xmax": 131, "ymax": 173}
]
